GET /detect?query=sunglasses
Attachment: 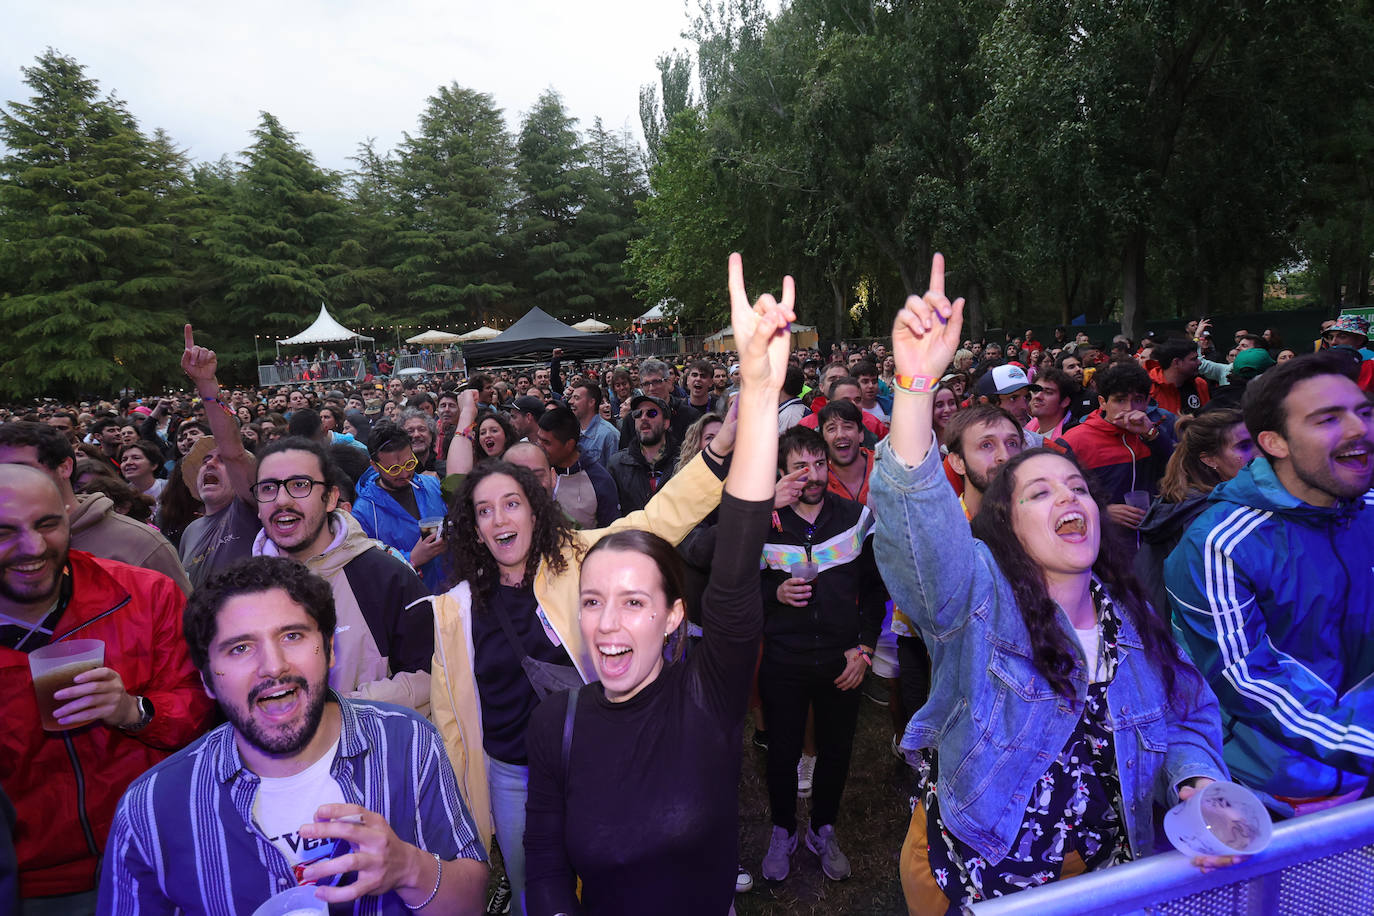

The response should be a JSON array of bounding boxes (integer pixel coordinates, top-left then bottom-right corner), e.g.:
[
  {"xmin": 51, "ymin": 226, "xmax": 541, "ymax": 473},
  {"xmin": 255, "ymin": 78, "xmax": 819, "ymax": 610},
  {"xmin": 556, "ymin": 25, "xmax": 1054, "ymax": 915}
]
[{"xmin": 633, "ymin": 408, "xmax": 661, "ymax": 420}]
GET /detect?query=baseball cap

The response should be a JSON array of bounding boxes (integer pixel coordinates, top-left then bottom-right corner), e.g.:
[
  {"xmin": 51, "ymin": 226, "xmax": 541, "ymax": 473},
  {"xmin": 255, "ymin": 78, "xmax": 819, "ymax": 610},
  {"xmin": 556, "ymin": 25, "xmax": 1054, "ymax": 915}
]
[
  {"xmin": 1231, "ymin": 347, "xmax": 1276, "ymax": 379},
  {"xmin": 975, "ymin": 364, "xmax": 1039, "ymax": 398},
  {"xmin": 513, "ymin": 395, "xmax": 546, "ymax": 416},
  {"xmin": 629, "ymin": 394, "xmax": 669, "ymax": 414}
]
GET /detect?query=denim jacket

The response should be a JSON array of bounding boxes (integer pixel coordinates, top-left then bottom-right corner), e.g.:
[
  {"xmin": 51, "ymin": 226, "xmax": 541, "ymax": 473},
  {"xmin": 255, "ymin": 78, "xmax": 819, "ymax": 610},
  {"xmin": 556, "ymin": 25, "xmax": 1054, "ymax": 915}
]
[{"xmin": 869, "ymin": 438, "xmax": 1227, "ymax": 865}]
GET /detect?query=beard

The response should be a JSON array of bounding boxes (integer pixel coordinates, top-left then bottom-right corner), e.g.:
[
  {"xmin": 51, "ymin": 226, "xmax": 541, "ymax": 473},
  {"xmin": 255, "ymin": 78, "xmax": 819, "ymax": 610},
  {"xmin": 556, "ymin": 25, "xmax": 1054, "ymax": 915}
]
[
  {"xmin": 222, "ymin": 674, "xmax": 328, "ymax": 758},
  {"xmin": 1293, "ymin": 443, "xmax": 1374, "ymax": 502},
  {"xmin": 639, "ymin": 427, "xmax": 665, "ymax": 448},
  {"xmin": 965, "ymin": 464, "xmax": 995, "ymax": 494},
  {"xmin": 0, "ymin": 549, "xmax": 64, "ymax": 606}
]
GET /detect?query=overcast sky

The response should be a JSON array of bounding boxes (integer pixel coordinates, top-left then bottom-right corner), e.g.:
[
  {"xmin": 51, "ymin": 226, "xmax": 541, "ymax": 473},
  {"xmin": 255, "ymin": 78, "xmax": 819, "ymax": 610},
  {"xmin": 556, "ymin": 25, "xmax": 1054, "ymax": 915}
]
[{"xmin": 1, "ymin": 0, "xmax": 709, "ymax": 172}]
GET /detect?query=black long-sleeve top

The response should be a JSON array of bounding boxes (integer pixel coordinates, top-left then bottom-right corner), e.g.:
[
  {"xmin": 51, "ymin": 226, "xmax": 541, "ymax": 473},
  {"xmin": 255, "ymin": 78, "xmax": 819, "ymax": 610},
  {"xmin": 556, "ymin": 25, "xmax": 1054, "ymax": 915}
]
[{"xmin": 523, "ymin": 491, "xmax": 771, "ymax": 916}]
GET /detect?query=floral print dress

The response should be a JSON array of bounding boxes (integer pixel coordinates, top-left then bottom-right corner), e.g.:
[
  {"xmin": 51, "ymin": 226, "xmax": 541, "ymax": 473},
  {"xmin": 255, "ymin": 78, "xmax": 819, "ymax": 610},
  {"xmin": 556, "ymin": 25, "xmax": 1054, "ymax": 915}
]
[{"xmin": 918, "ymin": 583, "xmax": 1133, "ymax": 908}]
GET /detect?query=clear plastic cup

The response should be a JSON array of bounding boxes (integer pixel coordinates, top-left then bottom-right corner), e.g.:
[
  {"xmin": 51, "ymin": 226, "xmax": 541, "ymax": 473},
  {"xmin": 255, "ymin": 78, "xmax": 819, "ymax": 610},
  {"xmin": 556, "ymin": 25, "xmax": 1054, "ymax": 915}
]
[
  {"xmin": 419, "ymin": 516, "xmax": 444, "ymax": 539},
  {"xmin": 1123, "ymin": 490, "xmax": 1151, "ymax": 511},
  {"xmin": 1164, "ymin": 780, "xmax": 1273, "ymax": 857},
  {"xmin": 790, "ymin": 561, "xmax": 819, "ymax": 582},
  {"xmin": 28, "ymin": 639, "xmax": 104, "ymax": 731},
  {"xmin": 250, "ymin": 884, "xmax": 328, "ymax": 916}
]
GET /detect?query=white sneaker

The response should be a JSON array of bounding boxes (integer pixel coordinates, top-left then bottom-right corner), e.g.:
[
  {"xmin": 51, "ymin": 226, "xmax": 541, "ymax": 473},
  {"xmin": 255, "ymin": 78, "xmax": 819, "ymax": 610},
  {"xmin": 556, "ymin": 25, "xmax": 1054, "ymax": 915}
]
[
  {"xmin": 806, "ymin": 823, "xmax": 852, "ymax": 881},
  {"xmin": 761, "ymin": 826, "xmax": 797, "ymax": 881},
  {"xmin": 797, "ymin": 753, "xmax": 816, "ymax": 798}
]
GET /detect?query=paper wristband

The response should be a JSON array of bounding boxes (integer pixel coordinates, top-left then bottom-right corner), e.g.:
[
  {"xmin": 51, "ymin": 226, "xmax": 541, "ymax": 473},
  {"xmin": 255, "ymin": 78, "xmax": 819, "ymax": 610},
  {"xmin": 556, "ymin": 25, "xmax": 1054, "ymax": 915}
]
[{"xmin": 893, "ymin": 374, "xmax": 940, "ymax": 394}]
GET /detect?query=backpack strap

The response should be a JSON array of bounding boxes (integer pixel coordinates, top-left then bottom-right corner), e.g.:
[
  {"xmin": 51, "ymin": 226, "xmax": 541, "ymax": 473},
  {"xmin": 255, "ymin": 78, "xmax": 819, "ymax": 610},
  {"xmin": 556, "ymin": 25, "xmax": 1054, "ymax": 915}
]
[{"xmin": 561, "ymin": 685, "xmax": 580, "ymax": 786}]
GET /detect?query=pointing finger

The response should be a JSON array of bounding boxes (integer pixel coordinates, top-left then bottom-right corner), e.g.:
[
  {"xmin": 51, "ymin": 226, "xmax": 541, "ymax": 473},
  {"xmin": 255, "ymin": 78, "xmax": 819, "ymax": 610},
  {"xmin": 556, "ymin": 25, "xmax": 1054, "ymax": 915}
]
[
  {"xmin": 929, "ymin": 253, "xmax": 946, "ymax": 299},
  {"xmin": 727, "ymin": 253, "xmax": 747, "ymax": 313},
  {"xmin": 184, "ymin": 324, "xmax": 194, "ymax": 350}
]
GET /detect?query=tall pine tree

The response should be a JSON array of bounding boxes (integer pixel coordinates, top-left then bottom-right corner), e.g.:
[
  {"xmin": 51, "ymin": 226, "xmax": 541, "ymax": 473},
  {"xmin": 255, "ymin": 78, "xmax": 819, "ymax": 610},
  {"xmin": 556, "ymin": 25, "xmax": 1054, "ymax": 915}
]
[
  {"xmin": 509, "ymin": 90, "xmax": 590, "ymax": 317},
  {"xmin": 195, "ymin": 112, "xmax": 347, "ymax": 373},
  {"xmin": 394, "ymin": 84, "xmax": 516, "ymax": 327},
  {"xmin": 0, "ymin": 51, "xmax": 191, "ymax": 398}
]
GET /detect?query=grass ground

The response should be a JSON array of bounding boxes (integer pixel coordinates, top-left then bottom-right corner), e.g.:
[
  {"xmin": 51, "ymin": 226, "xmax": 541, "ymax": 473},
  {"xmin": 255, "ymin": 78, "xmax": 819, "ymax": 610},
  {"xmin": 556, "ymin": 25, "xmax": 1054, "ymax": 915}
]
[{"xmin": 735, "ymin": 691, "xmax": 912, "ymax": 915}]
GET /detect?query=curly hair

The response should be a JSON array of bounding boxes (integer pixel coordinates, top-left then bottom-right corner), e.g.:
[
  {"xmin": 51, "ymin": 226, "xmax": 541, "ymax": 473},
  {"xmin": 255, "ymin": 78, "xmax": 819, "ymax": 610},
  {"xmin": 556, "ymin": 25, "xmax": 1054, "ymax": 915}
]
[
  {"xmin": 444, "ymin": 460, "xmax": 576, "ymax": 611},
  {"xmin": 476, "ymin": 413, "xmax": 517, "ymax": 460},
  {"xmin": 675, "ymin": 411, "xmax": 724, "ymax": 474},
  {"xmin": 184, "ymin": 556, "xmax": 335, "ymax": 679},
  {"xmin": 971, "ymin": 448, "xmax": 1199, "ymax": 704}
]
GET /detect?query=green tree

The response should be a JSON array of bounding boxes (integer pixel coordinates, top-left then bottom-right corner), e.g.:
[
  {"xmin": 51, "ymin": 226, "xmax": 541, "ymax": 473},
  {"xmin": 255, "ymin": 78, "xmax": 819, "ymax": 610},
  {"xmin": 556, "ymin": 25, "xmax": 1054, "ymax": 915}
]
[
  {"xmin": 627, "ymin": 108, "xmax": 742, "ymax": 331},
  {"xmin": 394, "ymin": 83, "xmax": 516, "ymax": 327},
  {"xmin": 0, "ymin": 51, "xmax": 191, "ymax": 398},
  {"xmin": 330, "ymin": 139, "xmax": 406, "ymax": 326},
  {"xmin": 199, "ymin": 112, "xmax": 347, "ymax": 364},
  {"xmin": 510, "ymin": 89, "xmax": 590, "ymax": 316},
  {"xmin": 578, "ymin": 119, "xmax": 649, "ymax": 321}
]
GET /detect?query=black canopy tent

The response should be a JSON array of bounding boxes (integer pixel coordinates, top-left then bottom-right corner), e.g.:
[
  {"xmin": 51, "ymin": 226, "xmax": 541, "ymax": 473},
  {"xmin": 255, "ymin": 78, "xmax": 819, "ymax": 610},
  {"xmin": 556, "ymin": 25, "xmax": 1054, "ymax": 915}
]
[{"xmin": 460, "ymin": 307, "xmax": 618, "ymax": 367}]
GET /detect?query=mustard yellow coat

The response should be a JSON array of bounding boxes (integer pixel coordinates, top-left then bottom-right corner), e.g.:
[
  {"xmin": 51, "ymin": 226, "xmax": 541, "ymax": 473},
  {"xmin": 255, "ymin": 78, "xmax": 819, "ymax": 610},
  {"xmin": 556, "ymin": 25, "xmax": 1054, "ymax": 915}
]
[{"xmin": 431, "ymin": 453, "xmax": 726, "ymax": 849}]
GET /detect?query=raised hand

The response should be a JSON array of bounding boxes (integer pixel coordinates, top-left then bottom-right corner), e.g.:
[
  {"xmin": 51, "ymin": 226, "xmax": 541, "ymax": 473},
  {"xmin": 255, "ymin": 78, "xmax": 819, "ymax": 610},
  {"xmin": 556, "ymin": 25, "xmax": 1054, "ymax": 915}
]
[
  {"xmin": 891, "ymin": 254, "xmax": 964, "ymax": 383},
  {"xmin": 727, "ymin": 253, "xmax": 795, "ymax": 393},
  {"xmin": 181, "ymin": 324, "xmax": 218, "ymax": 389},
  {"xmin": 888, "ymin": 254, "xmax": 966, "ymax": 465}
]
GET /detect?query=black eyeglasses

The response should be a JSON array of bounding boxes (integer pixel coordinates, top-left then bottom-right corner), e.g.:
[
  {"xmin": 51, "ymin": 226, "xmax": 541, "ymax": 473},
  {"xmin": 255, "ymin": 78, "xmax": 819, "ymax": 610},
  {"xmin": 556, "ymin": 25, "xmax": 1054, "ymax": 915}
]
[
  {"xmin": 251, "ymin": 476, "xmax": 326, "ymax": 502},
  {"xmin": 633, "ymin": 408, "xmax": 661, "ymax": 420}
]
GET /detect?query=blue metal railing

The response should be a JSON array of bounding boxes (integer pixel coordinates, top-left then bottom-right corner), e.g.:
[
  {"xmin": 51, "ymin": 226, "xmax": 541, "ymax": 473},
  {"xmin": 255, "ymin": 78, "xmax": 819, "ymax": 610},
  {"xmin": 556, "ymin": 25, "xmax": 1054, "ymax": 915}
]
[{"xmin": 969, "ymin": 797, "xmax": 1374, "ymax": 916}]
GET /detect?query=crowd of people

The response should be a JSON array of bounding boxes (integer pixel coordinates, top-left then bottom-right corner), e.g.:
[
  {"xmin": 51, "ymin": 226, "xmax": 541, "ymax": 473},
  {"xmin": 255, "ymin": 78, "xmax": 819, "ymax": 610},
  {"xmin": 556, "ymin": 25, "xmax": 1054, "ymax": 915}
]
[{"xmin": 1, "ymin": 260, "xmax": 1372, "ymax": 916}]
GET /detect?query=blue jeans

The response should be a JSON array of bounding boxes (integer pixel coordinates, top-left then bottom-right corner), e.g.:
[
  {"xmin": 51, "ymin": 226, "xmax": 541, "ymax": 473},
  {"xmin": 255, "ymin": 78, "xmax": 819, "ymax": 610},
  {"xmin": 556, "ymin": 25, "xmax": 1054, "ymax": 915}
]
[{"xmin": 489, "ymin": 756, "xmax": 529, "ymax": 916}]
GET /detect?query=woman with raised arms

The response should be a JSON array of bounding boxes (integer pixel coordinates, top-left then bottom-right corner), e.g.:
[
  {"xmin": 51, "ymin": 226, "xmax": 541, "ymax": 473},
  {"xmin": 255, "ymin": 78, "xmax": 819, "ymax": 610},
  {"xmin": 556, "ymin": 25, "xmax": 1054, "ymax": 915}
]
[
  {"xmin": 522, "ymin": 255, "xmax": 793, "ymax": 915},
  {"xmin": 869, "ymin": 255, "xmax": 1234, "ymax": 914}
]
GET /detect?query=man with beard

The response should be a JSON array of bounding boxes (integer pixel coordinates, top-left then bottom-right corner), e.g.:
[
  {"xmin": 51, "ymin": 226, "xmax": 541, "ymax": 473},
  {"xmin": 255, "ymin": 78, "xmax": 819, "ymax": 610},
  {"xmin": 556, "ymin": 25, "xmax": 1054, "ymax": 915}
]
[
  {"xmin": 757, "ymin": 426, "xmax": 884, "ymax": 885},
  {"xmin": 0, "ymin": 465, "xmax": 212, "ymax": 914},
  {"xmin": 251, "ymin": 437, "xmax": 435, "ymax": 713},
  {"xmin": 0, "ymin": 423, "xmax": 192, "ymax": 595},
  {"xmin": 351, "ymin": 421, "xmax": 449, "ymax": 593},
  {"xmin": 1166, "ymin": 350, "xmax": 1374, "ymax": 817},
  {"xmin": 942, "ymin": 404, "xmax": 1024, "ymax": 519},
  {"xmin": 615, "ymin": 359, "xmax": 699, "ymax": 448},
  {"xmin": 178, "ymin": 326, "xmax": 261, "ymax": 590},
  {"xmin": 607, "ymin": 394, "xmax": 681, "ymax": 514},
  {"xmin": 99, "ymin": 557, "xmax": 487, "ymax": 915}
]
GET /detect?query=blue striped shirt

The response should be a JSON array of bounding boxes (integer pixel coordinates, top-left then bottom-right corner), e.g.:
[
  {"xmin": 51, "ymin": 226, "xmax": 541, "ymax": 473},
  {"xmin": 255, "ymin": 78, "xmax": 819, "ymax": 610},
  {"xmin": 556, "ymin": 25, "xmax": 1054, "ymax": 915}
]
[{"xmin": 98, "ymin": 694, "xmax": 486, "ymax": 916}]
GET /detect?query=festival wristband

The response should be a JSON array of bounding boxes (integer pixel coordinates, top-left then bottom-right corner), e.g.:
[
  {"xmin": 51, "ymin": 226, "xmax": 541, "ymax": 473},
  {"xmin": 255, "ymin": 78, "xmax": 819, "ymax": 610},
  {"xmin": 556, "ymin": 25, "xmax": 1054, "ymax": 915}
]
[
  {"xmin": 893, "ymin": 373, "xmax": 939, "ymax": 394},
  {"xmin": 201, "ymin": 395, "xmax": 235, "ymax": 418}
]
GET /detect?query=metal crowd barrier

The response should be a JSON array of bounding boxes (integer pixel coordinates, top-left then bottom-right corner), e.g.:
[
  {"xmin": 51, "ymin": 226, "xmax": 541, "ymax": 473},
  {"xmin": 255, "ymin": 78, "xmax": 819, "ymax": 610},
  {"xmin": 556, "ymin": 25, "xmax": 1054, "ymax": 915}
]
[
  {"xmin": 257, "ymin": 358, "xmax": 365, "ymax": 387},
  {"xmin": 969, "ymin": 797, "xmax": 1374, "ymax": 916},
  {"xmin": 393, "ymin": 351, "xmax": 463, "ymax": 373}
]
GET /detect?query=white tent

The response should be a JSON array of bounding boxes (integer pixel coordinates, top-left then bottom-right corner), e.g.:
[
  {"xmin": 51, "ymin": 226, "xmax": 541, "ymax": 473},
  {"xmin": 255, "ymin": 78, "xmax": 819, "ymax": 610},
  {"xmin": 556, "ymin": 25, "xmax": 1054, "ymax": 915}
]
[
  {"xmin": 458, "ymin": 325, "xmax": 502, "ymax": 342},
  {"xmin": 572, "ymin": 318, "xmax": 612, "ymax": 332},
  {"xmin": 406, "ymin": 329, "xmax": 462, "ymax": 345},
  {"xmin": 277, "ymin": 304, "xmax": 374, "ymax": 345},
  {"xmin": 637, "ymin": 300, "xmax": 676, "ymax": 323}
]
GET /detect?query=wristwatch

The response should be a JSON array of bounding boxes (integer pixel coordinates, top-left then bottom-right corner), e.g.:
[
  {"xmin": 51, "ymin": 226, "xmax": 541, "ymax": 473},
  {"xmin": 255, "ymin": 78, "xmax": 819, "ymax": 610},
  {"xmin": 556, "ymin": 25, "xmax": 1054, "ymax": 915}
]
[{"xmin": 122, "ymin": 695, "xmax": 154, "ymax": 733}]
